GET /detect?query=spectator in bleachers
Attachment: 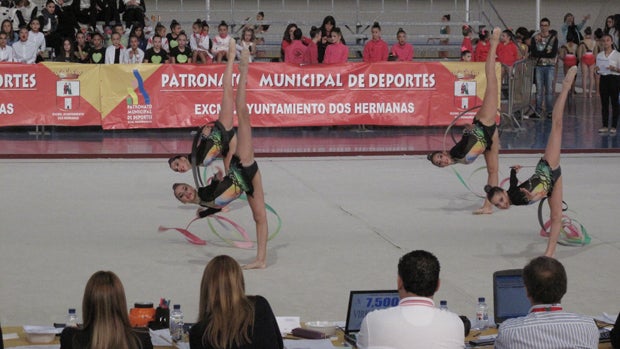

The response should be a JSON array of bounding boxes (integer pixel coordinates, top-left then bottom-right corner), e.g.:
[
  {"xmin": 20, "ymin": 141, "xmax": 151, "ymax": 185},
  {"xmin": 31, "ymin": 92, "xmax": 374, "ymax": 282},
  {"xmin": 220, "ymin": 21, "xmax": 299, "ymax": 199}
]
[
  {"xmin": 391, "ymin": 28, "xmax": 414, "ymax": 61},
  {"xmin": 54, "ymin": 37, "xmax": 76, "ymax": 61},
  {"xmin": 438, "ymin": 14, "xmax": 450, "ymax": 59},
  {"xmin": 323, "ymin": 26, "xmax": 347, "ymax": 64},
  {"xmin": 123, "ymin": 34, "xmax": 143, "ymax": 63},
  {"xmin": 53, "ymin": 0, "xmax": 80, "ymax": 39},
  {"xmin": 113, "ymin": 22, "xmax": 127, "ymax": 48},
  {"xmin": 12, "ymin": 26, "xmax": 37, "ymax": 63},
  {"xmin": 74, "ymin": 30, "xmax": 90, "ymax": 62},
  {"xmin": 40, "ymin": 0, "xmax": 60, "ymax": 52},
  {"xmin": 317, "ymin": 15, "xmax": 335, "ymax": 63},
  {"xmin": 12, "ymin": 0, "xmax": 37, "ymax": 31},
  {"xmin": 119, "ymin": 0, "xmax": 145, "ymax": 28},
  {"xmin": 253, "ymin": 11, "xmax": 267, "ymax": 44},
  {"xmin": 170, "ymin": 31, "xmax": 191, "ymax": 63},
  {"xmin": 474, "ymin": 28, "xmax": 490, "ymax": 62},
  {"xmin": 497, "ymin": 29, "xmax": 519, "ymax": 67},
  {"xmin": 0, "ymin": 31, "xmax": 14, "ymax": 61},
  {"xmin": 105, "ymin": 31, "xmax": 126, "ymax": 63},
  {"xmin": 89, "ymin": 31, "xmax": 105, "ymax": 63},
  {"xmin": 189, "ymin": 19, "xmax": 210, "ymax": 63},
  {"xmin": 280, "ymin": 23, "xmax": 300, "ymax": 61},
  {"xmin": 129, "ymin": 23, "xmax": 146, "ymax": 51},
  {"xmin": 1, "ymin": 19, "xmax": 18, "ymax": 45},
  {"xmin": 143, "ymin": 33, "xmax": 167, "ymax": 63},
  {"xmin": 578, "ymin": 26, "xmax": 597, "ymax": 97},
  {"xmin": 303, "ymin": 25, "xmax": 320, "ymax": 64},
  {"xmin": 460, "ymin": 24, "xmax": 473, "ymax": 54},
  {"xmin": 211, "ymin": 20, "xmax": 231, "ymax": 63},
  {"xmin": 166, "ymin": 19, "xmax": 181, "ymax": 50},
  {"xmin": 237, "ymin": 27, "xmax": 255, "ymax": 62},
  {"xmin": 284, "ymin": 27, "xmax": 306, "ymax": 64},
  {"xmin": 146, "ymin": 22, "xmax": 168, "ymax": 52},
  {"xmin": 363, "ymin": 21, "xmax": 388, "ymax": 62},
  {"xmin": 460, "ymin": 49, "xmax": 471, "ymax": 61},
  {"xmin": 27, "ymin": 18, "xmax": 46, "ymax": 61}
]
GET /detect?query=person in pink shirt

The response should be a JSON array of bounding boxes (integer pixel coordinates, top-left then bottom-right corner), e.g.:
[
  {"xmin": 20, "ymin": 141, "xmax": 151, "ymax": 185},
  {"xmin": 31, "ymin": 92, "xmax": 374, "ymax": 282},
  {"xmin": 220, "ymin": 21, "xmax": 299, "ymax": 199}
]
[
  {"xmin": 284, "ymin": 28, "xmax": 308, "ymax": 64},
  {"xmin": 474, "ymin": 28, "xmax": 490, "ymax": 62},
  {"xmin": 303, "ymin": 26, "xmax": 321, "ymax": 64},
  {"xmin": 496, "ymin": 29, "xmax": 519, "ymax": 67},
  {"xmin": 391, "ymin": 28, "xmax": 414, "ymax": 61},
  {"xmin": 281, "ymin": 23, "xmax": 311, "ymax": 61},
  {"xmin": 363, "ymin": 22, "xmax": 389, "ymax": 62},
  {"xmin": 323, "ymin": 27, "xmax": 348, "ymax": 64}
]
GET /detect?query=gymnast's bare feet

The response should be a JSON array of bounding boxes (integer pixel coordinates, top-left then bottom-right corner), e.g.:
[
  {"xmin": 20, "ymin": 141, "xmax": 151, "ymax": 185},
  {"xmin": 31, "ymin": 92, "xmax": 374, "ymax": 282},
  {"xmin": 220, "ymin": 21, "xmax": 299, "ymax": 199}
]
[{"xmin": 242, "ymin": 259, "xmax": 266, "ymax": 270}]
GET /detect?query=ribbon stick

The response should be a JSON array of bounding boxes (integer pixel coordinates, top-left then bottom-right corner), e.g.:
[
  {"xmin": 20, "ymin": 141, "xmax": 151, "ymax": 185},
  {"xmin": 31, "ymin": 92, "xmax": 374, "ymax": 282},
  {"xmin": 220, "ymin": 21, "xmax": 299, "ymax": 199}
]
[{"xmin": 158, "ymin": 217, "xmax": 207, "ymax": 245}]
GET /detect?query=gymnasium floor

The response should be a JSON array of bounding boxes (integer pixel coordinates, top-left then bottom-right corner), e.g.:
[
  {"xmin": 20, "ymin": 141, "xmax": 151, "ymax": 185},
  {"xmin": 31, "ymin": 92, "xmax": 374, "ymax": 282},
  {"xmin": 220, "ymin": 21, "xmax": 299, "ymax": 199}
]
[{"xmin": 1, "ymin": 95, "xmax": 619, "ymax": 329}]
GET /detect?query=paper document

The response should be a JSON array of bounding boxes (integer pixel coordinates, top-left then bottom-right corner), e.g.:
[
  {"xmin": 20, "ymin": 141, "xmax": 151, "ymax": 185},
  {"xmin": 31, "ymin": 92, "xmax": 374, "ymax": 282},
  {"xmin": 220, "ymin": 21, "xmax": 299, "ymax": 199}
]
[
  {"xmin": 276, "ymin": 316, "xmax": 301, "ymax": 335},
  {"xmin": 284, "ymin": 339, "xmax": 335, "ymax": 349}
]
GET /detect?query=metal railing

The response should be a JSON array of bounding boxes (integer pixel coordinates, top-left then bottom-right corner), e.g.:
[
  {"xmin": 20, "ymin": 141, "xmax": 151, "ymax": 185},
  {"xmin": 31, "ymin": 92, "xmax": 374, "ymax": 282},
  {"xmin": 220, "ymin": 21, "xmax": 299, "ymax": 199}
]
[{"xmin": 501, "ymin": 58, "xmax": 535, "ymax": 131}]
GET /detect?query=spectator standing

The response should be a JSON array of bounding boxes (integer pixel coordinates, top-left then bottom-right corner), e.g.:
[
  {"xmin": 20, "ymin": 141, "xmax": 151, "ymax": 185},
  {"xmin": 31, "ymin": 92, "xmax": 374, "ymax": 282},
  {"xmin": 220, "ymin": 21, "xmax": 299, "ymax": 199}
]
[
  {"xmin": 302, "ymin": 26, "xmax": 320, "ymax": 64},
  {"xmin": 123, "ymin": 34, "xmax": 143, "ymax": 63},
  {"xmin": 515, "ymin": 27, "xmax": 530, "ymax": 58},
  {"xmin": 188, "ymin": 255, "xmax": 283, "ymax": 349},
  {"xmin": 611, "ymin": 313, "xmax": 620, "ymax": 348},
  {"xmin": 530, "ymin": 17, "xmax": 558, "ymax": 118},
  {"xmin": 211, "ymin": 20, "xmax": 231, "ymax": 63},
  {"xmin": 363, "ymin": 22, "xmax": 388, "ymax": 62},
  {"xmin": 284, "ymin": 28, "xmax": 307, "ymax": 64},
  {"xmin": 461, "ymin": 24, "xmax": 474, "ymax": 54},
  {"xmin": 119, "ymin": 0, "xmax": 145, "ymax": 27},
  {"xmin": 1, "ymin": 19, "xmax": 18, "ymax": 45},
  {"xmin": 189, "ymin": 19, "xmax": 211, "ymax": 64},
  {"xmin": 496, "ymin": 29, "xmax": 519, "ymax": 67},
  {"xmin": 356, "ymin": 250, "xmax": 464, "ymax": 349},
  {"xmin": 317, "ymin": 15, "xmax": 335, "ymax": 63},
  {"xmin": 12, "ymin": 26, "xmax": 37, "ymax": 63},
  {"xmin": 170, "ymin": 32, "xmax": 191, "ymax": 63},
  {"xmin": 105, "ymin": 31, "xmax": 127, "ymax": 63},
  {"xmin": 322, "ymin": 27, "xmax": 347, "ymax": 64},
  {"xmin": 40, "ymin": 0, "xmax": 61, "ymax": 53},
  {"xmin": 0, "ymin": 32, "xmax": 14, "ymax": 61},
  {"xmin": 89, "ymin": 32, "xmax": 106, "ymax": 63},
  {"xmin": 54, "ymin": 37, "xmax": 76, "ymax": 62},
  {"xmin": 438, "ymin": 14, "xmax": 450, "ymax": 59},
  {"xmin": 143, "ymin": 34, "xmax": 167, "ymax": 63},
  {"xmin": 59, "ymin": 271, "xmax": 153, "ymax": 349},
  {"xmin": 595, "ymin": 33, "xmax": 620, "ymax": 134},
  {"xmin": 474, "ymin": 28, "xmax": 490, "ymax": 62},
  {"xmin": 494, "ymin": 257, "xmax": 599, "ymax": 349},
  {"xmin": 561, "ymin": 13, "xmax": 589, "ymax": 45},
  {"xmin": 578, "ymin": 27, "xmax": 598, "ymax": 97},
  {"xmin": 12, "ymin": 0, "xmax": 38, "ymax": 31},
  {"xmin": 391, "ymin": 28, "xmax": 414, "ymax": 61},
  {"xmin": 280, "ymin": 23, "xmax": 307, "ymax": 61},
  {"xmin": 74, "ymin": 31, "xmax": 90, "ymax": 63}
]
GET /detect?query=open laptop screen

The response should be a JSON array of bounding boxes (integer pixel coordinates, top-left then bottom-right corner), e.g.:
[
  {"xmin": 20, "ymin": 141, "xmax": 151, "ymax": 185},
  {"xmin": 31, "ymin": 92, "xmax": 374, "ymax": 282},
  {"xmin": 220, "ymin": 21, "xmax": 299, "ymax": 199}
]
[
  {"xmin": 345, "ymin": 290, "xmax": 399, "ymax": 334},
  {"xmin": 493, "ymin": 269, "xmax": 531, "ymax": 324}
]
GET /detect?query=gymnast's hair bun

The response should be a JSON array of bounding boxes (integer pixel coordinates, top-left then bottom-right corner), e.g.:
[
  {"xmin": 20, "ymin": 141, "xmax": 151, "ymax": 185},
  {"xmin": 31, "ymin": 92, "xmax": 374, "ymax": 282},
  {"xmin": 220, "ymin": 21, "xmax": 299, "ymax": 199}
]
[{"xmin": 484, "ymin": 185, "xmax": 492, "ymax": 193}]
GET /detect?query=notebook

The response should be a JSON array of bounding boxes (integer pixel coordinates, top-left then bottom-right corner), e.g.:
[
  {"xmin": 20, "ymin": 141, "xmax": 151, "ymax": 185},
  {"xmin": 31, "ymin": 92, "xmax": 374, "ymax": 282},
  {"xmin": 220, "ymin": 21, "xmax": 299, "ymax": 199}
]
[
  {"xmin": 343, "ymin": 290, "xmax": 400, "ymax": 345},
  {"xmin": 493, "ymin": 269, "xmax": 531, "ymax": 325}
]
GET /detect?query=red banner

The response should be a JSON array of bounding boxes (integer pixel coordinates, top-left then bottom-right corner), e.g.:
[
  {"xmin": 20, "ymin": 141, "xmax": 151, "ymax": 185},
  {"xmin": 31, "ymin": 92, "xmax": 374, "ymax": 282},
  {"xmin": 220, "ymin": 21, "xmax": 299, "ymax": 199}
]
[
  {"xmin": 1, "ymin": 62, "xmax": 498, "ymax": 129},
  {"xmin": 0, "ymin": 62, "xmax": 101, "ymax": 127}
]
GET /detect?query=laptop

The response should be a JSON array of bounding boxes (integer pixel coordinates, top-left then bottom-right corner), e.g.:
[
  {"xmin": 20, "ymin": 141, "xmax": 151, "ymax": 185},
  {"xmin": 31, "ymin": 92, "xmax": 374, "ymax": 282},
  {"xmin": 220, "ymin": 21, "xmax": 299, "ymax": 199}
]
[
  {"xmin": 493, "ymin": 269, "xmax": 531, "ymax": 325},
  {"xmin": 343, "ymin": 290, "xmax": 400, "ymax": 345}
]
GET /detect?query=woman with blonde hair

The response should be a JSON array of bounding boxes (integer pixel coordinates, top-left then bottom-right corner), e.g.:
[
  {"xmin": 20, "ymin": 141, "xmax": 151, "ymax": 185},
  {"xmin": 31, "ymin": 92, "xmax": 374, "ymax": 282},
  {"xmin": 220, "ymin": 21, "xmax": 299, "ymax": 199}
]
[
  {"xmin": 189, "ymin": 255, "xmax": 282, "ymax": 349},
  {"xmin": 60, "ymin": 271, "xmax": 153, "ymax": 349}
]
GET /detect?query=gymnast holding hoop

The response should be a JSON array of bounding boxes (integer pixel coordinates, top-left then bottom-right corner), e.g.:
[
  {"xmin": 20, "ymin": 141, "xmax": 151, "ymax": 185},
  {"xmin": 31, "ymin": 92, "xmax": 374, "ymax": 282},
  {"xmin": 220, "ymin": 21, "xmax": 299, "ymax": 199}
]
[
  {"xmin": 485, "ymin": 66, "xmax": 578, "ymax": 257},
  {"xmin": 427, "ymin": 27, "xmax": 502, "ymax": 215},
  {"xmin": 173, "ymin": 41, "xmax": 269, "ymax": 270}
]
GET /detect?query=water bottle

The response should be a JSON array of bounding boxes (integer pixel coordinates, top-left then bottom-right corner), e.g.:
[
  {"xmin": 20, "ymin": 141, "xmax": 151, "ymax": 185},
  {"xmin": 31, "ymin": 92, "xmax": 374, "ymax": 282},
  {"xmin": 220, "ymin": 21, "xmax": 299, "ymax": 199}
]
[
  {"xmin": 474, "ymin": 297, "xmax": 489, "ymax": 330},
  {"xmin": 169, "ymin": 304, "xmax": 184, "ymax": 342},
  {"xmin": 439, "ymin": 300, "xmax": 448, "ymax": 311},
  {"xmin": 66, "ymin": 308, "xmax": 78, "ymax": 327}
]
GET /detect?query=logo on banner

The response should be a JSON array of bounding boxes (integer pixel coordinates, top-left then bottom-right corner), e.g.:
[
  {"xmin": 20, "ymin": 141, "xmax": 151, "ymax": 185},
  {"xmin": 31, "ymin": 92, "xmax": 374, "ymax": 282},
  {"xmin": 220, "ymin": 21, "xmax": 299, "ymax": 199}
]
[
  {"xmin": 126, "ymin": 69, "xmax": 153, "ymax": 125},
  {"xmin": 56, "ymin": 72, "xmax": 80, "ymax": 111},
  {"xmin": 453, "ymin": 71, "xmax": 477, "ymax": 111}
]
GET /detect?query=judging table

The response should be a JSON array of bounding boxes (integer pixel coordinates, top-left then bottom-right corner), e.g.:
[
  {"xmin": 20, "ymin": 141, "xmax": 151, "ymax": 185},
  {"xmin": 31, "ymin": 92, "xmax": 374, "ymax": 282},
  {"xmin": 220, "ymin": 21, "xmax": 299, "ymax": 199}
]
[{"xmin": 463, "ymin": 326, "xmax": 613, "ymax": 349}]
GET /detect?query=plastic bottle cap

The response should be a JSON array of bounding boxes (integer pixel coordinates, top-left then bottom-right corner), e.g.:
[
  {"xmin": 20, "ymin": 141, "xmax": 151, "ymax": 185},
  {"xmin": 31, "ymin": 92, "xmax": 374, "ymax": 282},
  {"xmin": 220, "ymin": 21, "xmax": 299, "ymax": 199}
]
[
  {"xmin": 68, "ymin": 308, "xmax": 76, "ymax": 314},
  {"xmin": 173, "ymin": 304, "xmax": 181, "ymax": 310},
  {"xmin": 440, "ymin": 300, "xmax": 447, "ymax": 305},
  {"xmin": 478, "ymin": 297, "xmax": 485, "ymax": 302},
  {"xmin": 134, "ymin": 302, "xmax": 154, "ymax": 308}
]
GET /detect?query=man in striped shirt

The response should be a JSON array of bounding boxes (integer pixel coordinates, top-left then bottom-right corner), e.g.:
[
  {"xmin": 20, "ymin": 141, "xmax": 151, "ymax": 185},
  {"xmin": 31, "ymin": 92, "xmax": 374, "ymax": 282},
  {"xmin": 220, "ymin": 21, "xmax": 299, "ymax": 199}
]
[{"xmin": 495, "ymin": 257, "xmax": 599, "ymax": 349}]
